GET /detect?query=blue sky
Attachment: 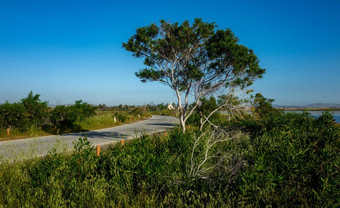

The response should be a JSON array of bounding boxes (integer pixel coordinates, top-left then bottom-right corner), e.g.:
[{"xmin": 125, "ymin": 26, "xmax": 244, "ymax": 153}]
[{"xmin": 0, "ymin": 0, "xmax": 339, "ymax": 105}]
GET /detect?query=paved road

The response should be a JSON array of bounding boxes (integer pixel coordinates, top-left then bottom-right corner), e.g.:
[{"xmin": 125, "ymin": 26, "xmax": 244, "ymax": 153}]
[{"xmin": 0, "ymin": 115, "xmax": 178, "ymax": 161}]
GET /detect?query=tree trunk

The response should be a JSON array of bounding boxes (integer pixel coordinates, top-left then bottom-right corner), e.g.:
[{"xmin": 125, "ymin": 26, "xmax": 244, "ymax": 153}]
[
  {"xmin": 179, "ymin": 112, "xmax": 186, "ymax": 132},
  {"xmin": 175, "ymin": 89, "xmax": 186, "ymax": 132}
]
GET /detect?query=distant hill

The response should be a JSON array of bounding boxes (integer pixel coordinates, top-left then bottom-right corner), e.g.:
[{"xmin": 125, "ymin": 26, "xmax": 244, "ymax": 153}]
[
  {"xmin": 305, "ymin": 103, "xmax": 340, "ymax": 108},
  {"xmin": 274, "ymin": 103, "xmax": 340, "ymax": 109}
]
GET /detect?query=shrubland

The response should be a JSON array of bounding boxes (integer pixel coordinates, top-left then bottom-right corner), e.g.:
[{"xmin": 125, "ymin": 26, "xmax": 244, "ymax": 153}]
[
  {"xmin": 0, "ymin": 106, "xmax": 338, "ymax": 207},
  {"xmin": 0, "ymin": 91, "xmax": 338, "ymax": 207}
]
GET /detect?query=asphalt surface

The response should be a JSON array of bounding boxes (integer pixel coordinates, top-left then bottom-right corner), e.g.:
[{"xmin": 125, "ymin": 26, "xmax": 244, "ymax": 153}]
[{"xmin": 0, "ymin": 115, "xmax": 178, "ymax": 161}]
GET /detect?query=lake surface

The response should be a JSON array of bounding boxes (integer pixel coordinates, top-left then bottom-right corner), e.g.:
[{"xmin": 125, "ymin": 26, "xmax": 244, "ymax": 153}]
[{"xmin": 285, "ymin": 111, "xmax": 340, "ymax": 123}]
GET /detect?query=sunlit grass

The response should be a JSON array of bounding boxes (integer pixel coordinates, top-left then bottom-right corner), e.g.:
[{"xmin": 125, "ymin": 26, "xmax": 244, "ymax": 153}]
[
  {"xmin": 0, "ymin": 127, "xmax": 51, "ymax": 142},
  {"xmin": 76, "ymin": 111, "xmax": 150, "ymax": 130}
]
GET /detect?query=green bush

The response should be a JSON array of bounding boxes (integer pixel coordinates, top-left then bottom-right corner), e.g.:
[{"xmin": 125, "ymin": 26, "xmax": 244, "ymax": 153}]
[
  {"xmin": 251, "ymin": 93, "xmax": 280, "ymax": 119},
  {"xmin": 50, "ymin": 105, "xmax": 70, "ymax": 127},
  {"xmin": 0, "ymin": 91, "xmax": 50, "ymax": 132},
  {"xmin": 0, "ymin": 102, "xmax": 30, "ymax": 131},
  {"xmin": 187, "ymin": 96, "xmax": 222, "ymax": 127},
  {"xmin": 21, "ymin": 91, "xmax": 49, "ymax": 128},
  {"xmin": 50, "ymin": 100, "xmax": 96, "ymax": 129},
  {"xmin": 227, "ymin": 111, "xmax": 340, "ymax": 207},
  {"xmin": 130, "ymin": 107, "xmax": 147, "ymax": 117},
  {"xmin": 71, "ymin": 100, "xmax": 97, "ymax": 121},
  {"xmin": 113, "ymin": 112, "xmax": 128, "ymax": 123}
]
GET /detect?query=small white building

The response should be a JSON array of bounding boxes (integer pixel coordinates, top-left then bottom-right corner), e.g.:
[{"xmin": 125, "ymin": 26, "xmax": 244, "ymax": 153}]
[{"xmin": 167, "ymin": 101, "xmax": 174, "ymax": 110}]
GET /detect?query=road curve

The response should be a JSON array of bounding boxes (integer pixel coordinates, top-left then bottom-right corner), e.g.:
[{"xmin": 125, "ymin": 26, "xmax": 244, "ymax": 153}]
[{"xmin": 0, "ymin": 115, "xmax": 178, "ymax": 161}]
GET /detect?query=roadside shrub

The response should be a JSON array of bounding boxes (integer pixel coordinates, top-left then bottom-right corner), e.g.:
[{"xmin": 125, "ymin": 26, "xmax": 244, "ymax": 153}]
[
  {"xmin": 130, "ymin": 107, "xmax": 148, "ymax": 117},
  {"xmin": 0, "ymin": 102, "xmax": 30, "ymax": 131},
  {"xmin": 0, "ymin": 92, "xmax": 49, "ymax": 132},
  {"xmin": 71, "ymin": 100, "xmax": 97, "ymax": 121},
  {"xmin": 113, "ymin": 112, "xmax": 128, "ymax": 123},
  {"xmin": 50, "ymin": 105, "xmax": 70, "ymax": 127},
  {"xmin": 21, "ymin": 91, "xmax": 49, "ymax": 128},
  {"xmin": 49, "ymin": 101, "xmax": 96, "ymax": 129}
]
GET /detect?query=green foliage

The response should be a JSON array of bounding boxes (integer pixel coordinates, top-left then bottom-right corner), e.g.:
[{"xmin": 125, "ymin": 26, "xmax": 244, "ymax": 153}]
[
  {"xmin": 71, "ymin": 100, "xmax": 97, "ymax": 121},
  {"xmin": 0, "ymin": 93, "xmax": 97, "ymax": 135},
  {"xmin": 0, "ymin": 95, "xmax": 154, "ymax": 141},
  {"xmin": 123, "ymin": 18, "xmax": 265, "ymax": 130},
  {"xmin": 234, "ymin": 111, "xmax": 340, "ymax": 207},
  {"xmin": 0, "ymin": 91, "xmax": 49, "ymax": 131},
  {"xmin": 0, "ymin": 137, "xmax": 105, "ymax": 207},
  {"xmin": 0, "ymin": 102, "xmax": 30, "ymax": 131},
  {"xmin": 50, "ymin": 100, "xmax": 97, "ymax": 128},
  {"xmin": 197, "ymin": 96, "xmax": 219, "ymax": 116},
  {"xmin": 145, "ymin": 103, "xmax": 167, "ymax": 111},
  {"xmin": 124, "ymin": 18, "xmax": 264, "ymax": 88},
  {"xmin": 21, "ymin": 91, "xmax": 49, "ymax": 127},
  {"xmin": 144, "ymin": 103, "xmax": 177, "ymax": 116},
  {"xmin": 130, "ymin": 106, "xmax": 147, "ymax": 117},
  {"xmin": 113, "ymin": 112, "xmax": 128, "ymax": 123},
  {"xmin": 50, "ymin": 105, "xmax": 70, "ymax": 126},
  {"xmin": 252, "ymin": 93, "xmax": 279, "ymax": 118},
  {"xmin": 110, "ymin": 106, "xmax": 150, "ymax": 123},
  {"xmin": 187, "ymin": 94, "xmax": 243, "ymax": 130},
  {"xmin": 187, "ymin": 96, "xmax": 221, "ymax": 126},
  {"xmin": 0, "ymin": 113, "xmax": 339, "ymax": 207}
]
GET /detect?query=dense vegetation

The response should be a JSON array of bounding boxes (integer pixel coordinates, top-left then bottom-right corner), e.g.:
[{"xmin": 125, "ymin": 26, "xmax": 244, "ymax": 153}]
[
  {"xmin": 0, "ymin": 92, "xmax": 96, "ymax": 134},
  {"xmin": 0, "ymin": 92, "xmax": 170, "ymax": 140},
  {"xmin": 0, "ymin": 105, "xmax": 338, "ymax": 207}
]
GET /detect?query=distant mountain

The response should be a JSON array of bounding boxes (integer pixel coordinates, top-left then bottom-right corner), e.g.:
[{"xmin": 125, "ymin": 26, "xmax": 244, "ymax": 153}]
[
  {"xmin": 274, "ymin": 103, "xmax": 340, "ymax": 109},
  {"xmin": 305, "ymin": 103, "xmax": 340, "ymax": 108}
]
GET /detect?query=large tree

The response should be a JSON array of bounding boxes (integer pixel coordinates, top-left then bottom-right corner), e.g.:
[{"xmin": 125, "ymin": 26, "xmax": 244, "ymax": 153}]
[{"xmin": 123, "ymin": 18, "xmax": 265, "ymax": 131}]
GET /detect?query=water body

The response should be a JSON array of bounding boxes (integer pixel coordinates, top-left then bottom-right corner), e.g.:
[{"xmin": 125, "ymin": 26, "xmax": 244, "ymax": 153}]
[{"xmin": 285, "ymin": 111, "xmax": 340, "ymax": 123}]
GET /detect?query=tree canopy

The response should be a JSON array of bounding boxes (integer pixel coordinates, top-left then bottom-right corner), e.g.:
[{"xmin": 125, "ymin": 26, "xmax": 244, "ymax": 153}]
[{"xmin": 123, "ymin": 18, "xmax": 265, "ymax": 131}]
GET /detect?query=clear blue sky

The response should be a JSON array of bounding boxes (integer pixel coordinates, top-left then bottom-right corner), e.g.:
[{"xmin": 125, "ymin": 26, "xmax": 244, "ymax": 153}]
[{"xmin": 0, "ymin": 0, "xmax": 339, "ymax": 106}]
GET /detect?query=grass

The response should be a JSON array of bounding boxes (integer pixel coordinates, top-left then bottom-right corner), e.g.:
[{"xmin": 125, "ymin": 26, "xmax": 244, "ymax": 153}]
[
  {"xmin": 0, "ymin": 127, "xmax": 51, "ymax": 141},
  {"xmin": 0, "ymin": 110, "xmax": 150, "ymax": 142},
  {"xmin": 75, "ymin": 110, "xmax": 150, "ymax": 130}
]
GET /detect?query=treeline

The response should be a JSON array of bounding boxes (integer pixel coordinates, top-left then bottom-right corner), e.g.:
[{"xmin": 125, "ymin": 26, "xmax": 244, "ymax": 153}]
[
  {"xmin": 98, "ymin": 102, "xmax": 176, "ymax": 117},
  {"xmin": 98, "ymin": 103, "xmax": 170, "ymax": 112},
  {"xmin": 0, "ymin": 92, "xmax": 96, "ymax": 132}
]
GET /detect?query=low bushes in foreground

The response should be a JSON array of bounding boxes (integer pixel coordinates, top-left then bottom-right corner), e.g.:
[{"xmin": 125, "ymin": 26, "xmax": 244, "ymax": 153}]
[{"xmin": 0, "ymin": 112, "xmax": 339, "ymax": 207}]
